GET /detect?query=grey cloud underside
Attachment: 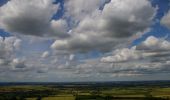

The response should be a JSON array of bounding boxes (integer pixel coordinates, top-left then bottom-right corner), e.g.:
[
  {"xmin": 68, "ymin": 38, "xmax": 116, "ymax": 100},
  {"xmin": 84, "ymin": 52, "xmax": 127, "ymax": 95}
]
[
  {"xmin": 0, "ymin": 0, "xmax": 69, "ymax": 37},
  {"xmin": 103, "ymin": 7, "xmax": 154, "ymax": 38},
  {"xmin": 51, "ymin": 35, "xmax": 123, "ymax": 53},
  {"xmin": 5, "ymin": 17, "xmax": 49, "ymax": 36}
]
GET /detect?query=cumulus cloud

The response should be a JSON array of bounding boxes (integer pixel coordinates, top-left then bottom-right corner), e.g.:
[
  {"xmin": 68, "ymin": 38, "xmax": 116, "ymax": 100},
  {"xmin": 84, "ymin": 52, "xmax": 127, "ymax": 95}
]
[
  {"xmin": 0, "ymin": 0, "xmax": 69, "ymax": 37},
  {"xmin": 64, "ymin": 0, "xmax": 102, "ymax": 21},
  {"xmin": 101, "ymin": 47, "xmax": 142, "ymax": 63},
  {"xmin": 136, "ymin": 36, "xmax": 170, "ymax": 51},
  {"xmin": 99, "ymin": 36, "xmax": 170, "ymax": 76},
  {"xmin": 0, "ymin": 0, "xmax": 168, "ymax": 81},
  {"xmin": 52, "ymin": 0, "xmax": 156, "ymax": 52},
  {"xmin": 161, "ymin": 10, "xmax": 170, "ymax": 29},
  {"xmin": 0, "ymin": 36, "xmax": 21, "ymax": 61},
  {"xmin": 0, "ymin": 0, "xmax": 157, "ymax": 52},
  {"xmin": 11, "ymin": 58, "xmax": 26, "ymax": 69},
  {"xmin": 51, "ymin": 34, "xmax": 118, "ymax": 52},
  {"xmin": 101, "ymin": 36, "xmax": 170, "ymax": 63},
  {"xmin": 50, "ymin": 19, "xmax": 69, "ymax": 37},
  {"xmin": 0, "ymin": 36, "xmax": 28, "ymax": 74},
  {"xmin": 75, "ymin": 0, "xmax": 155, "ymax": 38}
]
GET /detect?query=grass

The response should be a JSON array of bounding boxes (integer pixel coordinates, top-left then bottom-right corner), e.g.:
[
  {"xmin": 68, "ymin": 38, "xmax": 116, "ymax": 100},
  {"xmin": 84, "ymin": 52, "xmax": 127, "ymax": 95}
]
[
  {"xmin": 27, "ymin": 96, "xmax": 75, "ymax": 100},
  {"xmin": 43, "ymin": 96, "xmax": 75, "ymax": 100},
  {"xmin": 26, "ymin": 98, "xmax": 36, "ymax": 100}
]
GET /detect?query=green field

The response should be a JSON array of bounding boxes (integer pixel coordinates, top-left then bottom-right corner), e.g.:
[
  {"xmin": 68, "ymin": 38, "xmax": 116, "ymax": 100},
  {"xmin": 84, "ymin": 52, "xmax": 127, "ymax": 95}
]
[
  {"xmin": 27, "ymin": 96, "xmax": 75, "ymax": 100},
  {"xmin": 0, "ymin": 85, "xmax": 170, "ymax": 100}
]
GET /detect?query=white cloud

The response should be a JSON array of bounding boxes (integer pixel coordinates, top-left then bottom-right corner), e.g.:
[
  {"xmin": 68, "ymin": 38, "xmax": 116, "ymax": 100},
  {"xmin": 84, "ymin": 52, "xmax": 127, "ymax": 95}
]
[
  {"xmin": 0, "ymin": 36, "xmax": 37, "ymax": 74},
  {"xmin": 0, "ymin": 36, "xmax": 21, "ymax": 61},
  {"xmin": 101, "ymin": 36, "xmax": 170, "ymax": 63},
  {"xmin": 0, "ymin": 0, "xmax": 69, "ymax": 37},
  {"xmin": 111, "ymin": 73, "xmax": 142, "ymax": 77},
  {"xmin": 98, "ymin": 36, "xmax": 170, "ymax": 76},
  {"xmin": 11, "ymin": 58, "xmax": 26, "ymax": 69},
  {"xmin": 41, "ymin": 51, "xmax": 50, "ymax": 58},
  {"xmin": 51, "ymin": 34, "xmax": 117, "ymax": 52},
  {"xmin": 136, "ymin": 36, "xmax": 170, "ymax": 51},
  {"xmin": 69, "ymin": 54, "xmax": 75, "ymax": 61},
  {"xmin": 101, "ymin": 47, "xmax": 142, "ymax": 63},
  {"xmin": 52, "ymin": 0, "xmax": 156, "ymax": 52},
  {"xmin": 75, "ymin": 0, "xmax": 155, "ymax": 38},
  {"xmin": 161, "ymin": 10, "xmax": 170, "ymax": 29},
  {"xmin": 50, "ymin": 19, "xmax": 69, "ymax": 38},
  {"xmin": 64, "ymin": 0, "xmax": 102, "ymax": 21}
]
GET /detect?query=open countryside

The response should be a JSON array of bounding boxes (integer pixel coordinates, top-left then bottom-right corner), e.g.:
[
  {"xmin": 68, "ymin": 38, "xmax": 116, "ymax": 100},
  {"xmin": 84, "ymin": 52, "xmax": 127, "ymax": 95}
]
[{"xmin": 0, "ymin": 81, "xmax": 170, "ymax": 100}]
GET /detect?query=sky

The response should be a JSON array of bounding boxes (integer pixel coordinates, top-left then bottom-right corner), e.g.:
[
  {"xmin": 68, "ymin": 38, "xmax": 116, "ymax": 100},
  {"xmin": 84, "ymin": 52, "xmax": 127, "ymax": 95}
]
[{"xmin": 0, "ymin": 0, "xmax": 170, "ymax": 82}]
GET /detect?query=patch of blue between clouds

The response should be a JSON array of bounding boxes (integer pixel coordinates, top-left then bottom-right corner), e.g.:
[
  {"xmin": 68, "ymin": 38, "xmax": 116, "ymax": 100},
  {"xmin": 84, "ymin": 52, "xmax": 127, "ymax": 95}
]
[
  {"xmin": 0, "ymin": 29, "xmax": 10, "ymax": 37},
  {"xmin": 132, "ymin": 0, "xmax": 170, "ymax": 46},
  {"xmin": 0, "ymin": 0, "xmax": 10, "ymax": 37},
  {"xmin": 52, "ymin": 0, "xmax": 64, "ymax": 20},
  {"xmin": 0, "ymin": 0, "xmax": 8, "ymax": 6}
]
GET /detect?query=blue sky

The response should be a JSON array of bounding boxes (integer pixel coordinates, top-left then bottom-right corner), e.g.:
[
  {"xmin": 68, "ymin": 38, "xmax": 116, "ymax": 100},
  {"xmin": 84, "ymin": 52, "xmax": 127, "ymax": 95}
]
[{"xmin": 0, "ymin": 0, "xmax": 170, "ymax": 82}]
